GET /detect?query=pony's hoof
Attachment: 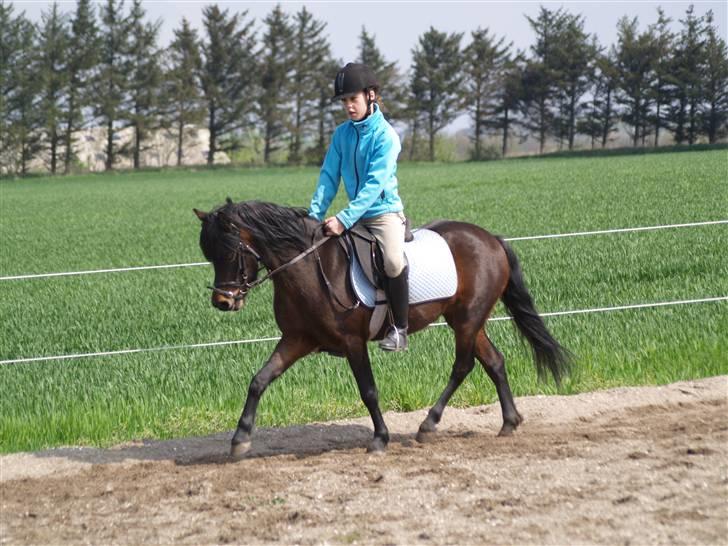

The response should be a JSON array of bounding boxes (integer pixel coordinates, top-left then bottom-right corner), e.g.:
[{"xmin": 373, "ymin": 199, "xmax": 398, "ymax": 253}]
[
  {"xmin": 498, "ymin": 414, "xmax": 523, "ymax": 437},
  {"xmin": 230, "ymin": 441, "xmax": 251, "ymax": 458},
  {"xmin": 367, "ymin": 437, "xmax": 387, "ymax": 454},
  {"xmin": 416, "ymin": 429, "xmax": 436, "ymax": 443},
  {"xmin": 416, "ymin": 421, "xmax": 437, "ymax": 443},
  {"xmin": 497, "ymin": 424, "xmax": 517, "ymax": 437}
]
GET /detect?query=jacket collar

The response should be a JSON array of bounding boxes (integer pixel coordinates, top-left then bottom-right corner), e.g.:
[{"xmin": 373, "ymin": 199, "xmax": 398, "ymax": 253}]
[{"xmin": 351, "ymin": 104, "xmax": 382, "ymax": 133}]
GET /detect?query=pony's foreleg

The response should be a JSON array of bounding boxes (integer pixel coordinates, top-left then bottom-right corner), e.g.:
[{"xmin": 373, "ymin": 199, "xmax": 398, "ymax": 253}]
[
  {"xmin": 231, "ymin": 336, "xmax": 314, "ymax": 457},
  {"xmin": 474, "ymin": 330, "xmax": 523, "ymax": 436},
  {"xmin": 346, "ymin": 343, "xmax": 390, "ymax": 453},
  {"xmin": 416, "ymin": 335, "xmax": 476, "ymax": 442}
]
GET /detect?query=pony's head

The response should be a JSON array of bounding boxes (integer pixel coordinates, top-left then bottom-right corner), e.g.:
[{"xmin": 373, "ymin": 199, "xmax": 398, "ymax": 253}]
[
  {"xmin": 194, "ymin": 201, "xmax": 261, "ymax": 312},
  {"xmin": 195, "ymin": 199, "xmax": 313, "ymax": 312}
]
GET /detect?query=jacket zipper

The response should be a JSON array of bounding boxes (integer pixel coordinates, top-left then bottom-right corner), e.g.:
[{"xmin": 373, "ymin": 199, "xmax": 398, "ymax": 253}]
[
  {"xmin": 353, "ymin": 128, "xmax": 361, "ymax": 195},
  {"xmin": 353, "ymin": 124, "xmax": 385, "ymax": 202}
]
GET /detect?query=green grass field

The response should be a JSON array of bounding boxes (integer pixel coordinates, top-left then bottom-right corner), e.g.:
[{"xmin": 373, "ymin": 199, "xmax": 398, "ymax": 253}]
[{"xmin": 1, "ymin": 150, "xmax": 727, "ymax": 453}]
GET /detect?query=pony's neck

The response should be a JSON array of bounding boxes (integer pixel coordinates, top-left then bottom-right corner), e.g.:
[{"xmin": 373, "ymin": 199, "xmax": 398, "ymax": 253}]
[{"xmin": 249, "ymin": 215, "xmax": 319, "ymax": 271}]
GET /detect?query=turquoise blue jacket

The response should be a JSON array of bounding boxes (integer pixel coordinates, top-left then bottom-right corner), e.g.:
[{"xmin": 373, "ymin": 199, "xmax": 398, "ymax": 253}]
[{"xmin": 309, "ymin": 105, "xmax": 403, "ymax": 229}]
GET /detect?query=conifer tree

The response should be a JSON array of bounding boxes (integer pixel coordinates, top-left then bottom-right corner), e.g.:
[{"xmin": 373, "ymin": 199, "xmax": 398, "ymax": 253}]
[
  {"xmin": 311, "ymin": 57, "xmax": 340, "ymax": 165},
  {"xmin": 576, "ymin": 92, "xmax": 602, "ymax": 149},
  {"xmin": 410, "ymin": 27, "xmax": 463, "ymax": 161},
  {"xmin": 163, "ymin": 18, "xmax": 205, "ymax": 166},
  {"xmin": 599, "ymin": 49, "xmax": 621, "ymax": 148},
  {"xmin": 1, "ymin": 2, "xmax": 22, "ymax": 172},
  {"xmin": 700, "ymin": 10, "xmax": 728, "ymax": 143},
  {"xmin": 578, "ymin": 48, "xmax": 619, "ymax": 148},
  {"xmin": 520, "ymin": 61, "xmax": 553, "ymax": 153},
  {"xmin": 259, "ymin": 4, "xmax": 293, "ymax": 164},
  {"xmin": 406, "ymin": 59, "xmax": 427, "ymax": 160},
  {"xmin": 358, "ymin": 27, "xmax": 406, "ymax": 121},
  {"xmin": 199, "ymin": 4, "xmax": 257, "ymax": 165},
  {"xmin": 494, "ymin": 54, "xmax": 526, "ymax": 156},
  {"xmin": 521, "ymin": 7, "xmax": 568, "ymax": 153},
  {"xmin": 7, "ymin": 14, "xmax": 44, "ymax": 174},
  {"xmin": 669, "ymin": 6, "xmax": 705, "ymax": 145},
  {"xmin": 38, "ymin": 2, "xmax": 70, "ymax": 174},
  {"xmin": 63, "ymin": 0, "xmax": 99, "ymax": 173},
  {"xmin": 551, "ymin": 13, "xmax": 597, "ymax": 150},
  {"xmin": 125, "ymin": 0, "xmax": 162, "ymax": 169},
  {"xmin": 289, "ymin": 6, "xmax": 331, "ymax": 164},
  {"xmin": 462, "ymin": 27, "xmax": 511, "ymax": 159},
  {"xmin": 94, "ymin": 0, "xmax": 130, "ymax": 170},
  {"xmin": 647, "ymin": 8, "xmax": 674, "ymax": 147},
  {"xmin": 614, "ymin": 16, "xmax": 657, "ymax": 146}
]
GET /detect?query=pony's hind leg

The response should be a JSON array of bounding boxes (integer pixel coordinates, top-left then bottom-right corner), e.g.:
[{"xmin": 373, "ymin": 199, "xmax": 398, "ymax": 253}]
[
  {"xmin": 416, "ymin": 333, "xmax": 477, "ymax": 442},
  {"xmin": 346, "ymin": 342, "xmax": 390, "ymax": 453},
  {"xmin": 475, "ymin": 330, "xmax": 523, "ymax": 436}
]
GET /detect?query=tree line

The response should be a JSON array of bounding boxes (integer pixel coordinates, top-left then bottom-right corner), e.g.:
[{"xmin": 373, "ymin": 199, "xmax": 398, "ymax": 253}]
[{"xmin": 1, "ymin": 1, "xmax": 726, "ymax": 176}]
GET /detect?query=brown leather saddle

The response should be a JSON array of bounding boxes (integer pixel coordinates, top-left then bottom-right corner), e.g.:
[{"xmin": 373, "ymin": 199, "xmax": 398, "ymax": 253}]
[{"xmin": 341, "ymin": 218, "xmax": 414, "ymax": 290}]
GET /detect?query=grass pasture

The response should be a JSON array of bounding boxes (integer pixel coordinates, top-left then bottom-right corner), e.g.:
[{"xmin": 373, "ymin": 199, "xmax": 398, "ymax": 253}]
[{"xmin": 1, "ymin": 150, "xmax": 727, "ymax": 453}]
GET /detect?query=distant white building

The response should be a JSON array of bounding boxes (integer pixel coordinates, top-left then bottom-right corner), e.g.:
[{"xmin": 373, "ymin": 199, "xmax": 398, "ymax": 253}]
[
  {"xmin": 2, "ymin": 125, "xmax": 231, "ymax": 175},
  {"xmin": 73, "ymin": 125, "xmax": 231, "ymax": 171}
]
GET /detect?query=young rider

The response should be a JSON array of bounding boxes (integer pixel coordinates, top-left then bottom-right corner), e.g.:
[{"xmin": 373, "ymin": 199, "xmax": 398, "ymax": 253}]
[{"xmin": 309, "ymin": 62, "xmax": 409, "ymax": 352}]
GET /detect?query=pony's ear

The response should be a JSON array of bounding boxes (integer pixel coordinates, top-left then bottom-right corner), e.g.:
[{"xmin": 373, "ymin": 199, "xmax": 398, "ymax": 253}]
[
  {"xmin": 226, "ymin": 197, "xmax": 234, "ymax": 205},
  {"xmin": 193, "ymin": 208, "xmax": 208, "ymax": 222}
]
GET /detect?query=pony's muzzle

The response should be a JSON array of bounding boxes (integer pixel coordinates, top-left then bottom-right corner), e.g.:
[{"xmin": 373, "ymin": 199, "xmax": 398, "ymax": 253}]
[
  {"xmin": 211, "ymin": 292, "xmax": 244, "ymax": 312},
  {"xmin": 208, "ymin": 284, "xmax": 245, "ymax": 311}
]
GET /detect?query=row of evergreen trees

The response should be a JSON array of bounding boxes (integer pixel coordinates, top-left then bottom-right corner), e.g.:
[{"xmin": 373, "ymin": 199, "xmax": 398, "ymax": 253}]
[
  {"xmin": 450, "ymin": 5, "xmax": 727, "ymax": 158},
  {"xmin": 1, "ymin": 1, "xmax": 726, "ymax": 175}
]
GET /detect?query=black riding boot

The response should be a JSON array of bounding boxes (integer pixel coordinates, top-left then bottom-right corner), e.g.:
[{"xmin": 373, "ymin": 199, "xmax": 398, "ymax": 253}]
[{"xmin": 379, "ymin": 266, "xmax": 409, "ymax": 352}]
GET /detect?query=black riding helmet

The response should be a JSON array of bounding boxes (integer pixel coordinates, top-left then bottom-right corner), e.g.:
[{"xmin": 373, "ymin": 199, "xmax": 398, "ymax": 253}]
[{"xmin": 332, "ymin": 62, "xmax": 379, "ymax": 101}]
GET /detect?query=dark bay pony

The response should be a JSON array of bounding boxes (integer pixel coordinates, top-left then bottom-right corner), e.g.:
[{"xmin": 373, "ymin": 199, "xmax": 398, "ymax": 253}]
[{"xmin": 194, "ymin": 200, "xmax": 569, "ymax": 456}]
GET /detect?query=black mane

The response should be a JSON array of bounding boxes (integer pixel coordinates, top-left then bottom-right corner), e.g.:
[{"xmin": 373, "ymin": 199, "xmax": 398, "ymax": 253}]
[{"xmin": 210, "ymin": 200, "xmax": 314, "ymax": 257}]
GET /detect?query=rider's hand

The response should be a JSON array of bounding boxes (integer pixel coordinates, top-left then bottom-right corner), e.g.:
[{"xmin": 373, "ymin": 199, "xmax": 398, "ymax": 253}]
[{"xmin": 323, "ymin": 216, "xmax": 345, "ymax": 236}]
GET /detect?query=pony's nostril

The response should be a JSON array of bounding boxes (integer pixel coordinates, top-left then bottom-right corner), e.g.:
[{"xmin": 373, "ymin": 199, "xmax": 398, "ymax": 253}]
[{"xmin": 212, "ymin": 296, "xmax": 232, "ymax": 311}]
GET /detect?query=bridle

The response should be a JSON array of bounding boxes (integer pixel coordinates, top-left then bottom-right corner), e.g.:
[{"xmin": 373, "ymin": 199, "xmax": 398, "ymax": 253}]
[
  {"xmin": 207, "ymin": 226, "xmax": 338, "ymax": 302},
  {"xmin": 207, "ymin": 240, "xmax": 265, "ymax": 301}
]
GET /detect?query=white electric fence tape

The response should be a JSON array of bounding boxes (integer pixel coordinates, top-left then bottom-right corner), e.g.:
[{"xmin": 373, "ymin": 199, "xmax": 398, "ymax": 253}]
[
  {"xmin": 2, "ymin": 296, "xmax": 725, "ymax": 365},
  {"xmin": 2, "ymin": 220, "xmax": 725, "ymax": 281}
]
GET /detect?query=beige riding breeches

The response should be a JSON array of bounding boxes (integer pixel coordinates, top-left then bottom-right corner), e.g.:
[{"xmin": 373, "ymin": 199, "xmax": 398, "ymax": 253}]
[{"xmin": 359, "ymin": 212, "xmax": 407, "ymax": 277}]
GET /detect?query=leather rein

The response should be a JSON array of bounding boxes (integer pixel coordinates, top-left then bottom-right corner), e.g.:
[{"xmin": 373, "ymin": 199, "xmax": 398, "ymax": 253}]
[{"xmin": 208, "ymin": 226, "xmax": 359, "ymax": 311}]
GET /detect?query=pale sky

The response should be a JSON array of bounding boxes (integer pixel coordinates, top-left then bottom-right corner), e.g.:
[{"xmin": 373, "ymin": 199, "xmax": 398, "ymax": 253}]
[{"xmin": 15, "ymin": 1, "xmax": 727, "ymax": 69}]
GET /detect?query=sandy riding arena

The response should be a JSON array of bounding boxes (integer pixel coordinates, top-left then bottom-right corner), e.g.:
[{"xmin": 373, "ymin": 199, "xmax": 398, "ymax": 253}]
[{"xmin": 1, "ymin": 376, "xmax": 726, "ymax": 545}]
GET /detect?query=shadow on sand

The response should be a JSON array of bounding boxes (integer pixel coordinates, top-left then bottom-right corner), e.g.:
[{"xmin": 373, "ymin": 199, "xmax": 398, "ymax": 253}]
[{"xmin": 30, "ymin": 422, "xmax": 419, "ymax": 468}]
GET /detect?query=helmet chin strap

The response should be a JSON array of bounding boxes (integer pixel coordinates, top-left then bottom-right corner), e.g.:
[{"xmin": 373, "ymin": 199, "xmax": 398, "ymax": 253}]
[{"xmin": 362, "ymin": 89, "xmax": 375, "ymax": 120}]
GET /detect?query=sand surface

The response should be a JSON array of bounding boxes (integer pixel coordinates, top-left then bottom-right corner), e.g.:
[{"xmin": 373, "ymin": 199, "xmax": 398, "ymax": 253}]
[{"xmin": 1, "ymin": 376, "xmax": 726, "ymax": 545}]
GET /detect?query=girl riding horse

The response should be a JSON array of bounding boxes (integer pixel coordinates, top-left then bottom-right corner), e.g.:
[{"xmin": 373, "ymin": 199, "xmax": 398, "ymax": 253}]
[{"xmin": 309, "ymin": 63, "xmax": 409, "ymax": 352}]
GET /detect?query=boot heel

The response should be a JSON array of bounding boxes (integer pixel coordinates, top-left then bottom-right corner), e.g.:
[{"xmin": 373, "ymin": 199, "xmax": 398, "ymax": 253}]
[{"xmin": 379, "ymin": 326, "xmax": 408, "ymax": 352}]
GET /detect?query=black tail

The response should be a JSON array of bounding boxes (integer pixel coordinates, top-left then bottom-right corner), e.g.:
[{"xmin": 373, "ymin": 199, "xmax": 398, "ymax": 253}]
[{"xmin": 496, "ymin": 237, "xmax": 571, "ymax": 385}]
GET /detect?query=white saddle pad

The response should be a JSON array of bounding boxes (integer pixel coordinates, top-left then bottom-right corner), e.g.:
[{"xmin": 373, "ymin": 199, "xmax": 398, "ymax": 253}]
[{"xmin": 350, "ymin": 228, "xmax": 458, "ymax": 308}]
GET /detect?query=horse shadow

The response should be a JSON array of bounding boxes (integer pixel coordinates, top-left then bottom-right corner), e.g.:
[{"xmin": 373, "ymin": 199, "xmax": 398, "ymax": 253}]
[{"xmin": 30, "ymin": 422, "xmax": 419, "ymax": 468}]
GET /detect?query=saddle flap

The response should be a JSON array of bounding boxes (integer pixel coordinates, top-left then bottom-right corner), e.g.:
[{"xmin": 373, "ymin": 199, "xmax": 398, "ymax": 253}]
[
  {"xmin": 346, "ymin": 219, "xmax": 412, "ymax": 286},
  {"xmin": 348, "ymin": 223, "xmax": 377, "ymax": 243},
  {"xmin": 345, "ymin": 227, "xmax": 384, "ymax": 288}
]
